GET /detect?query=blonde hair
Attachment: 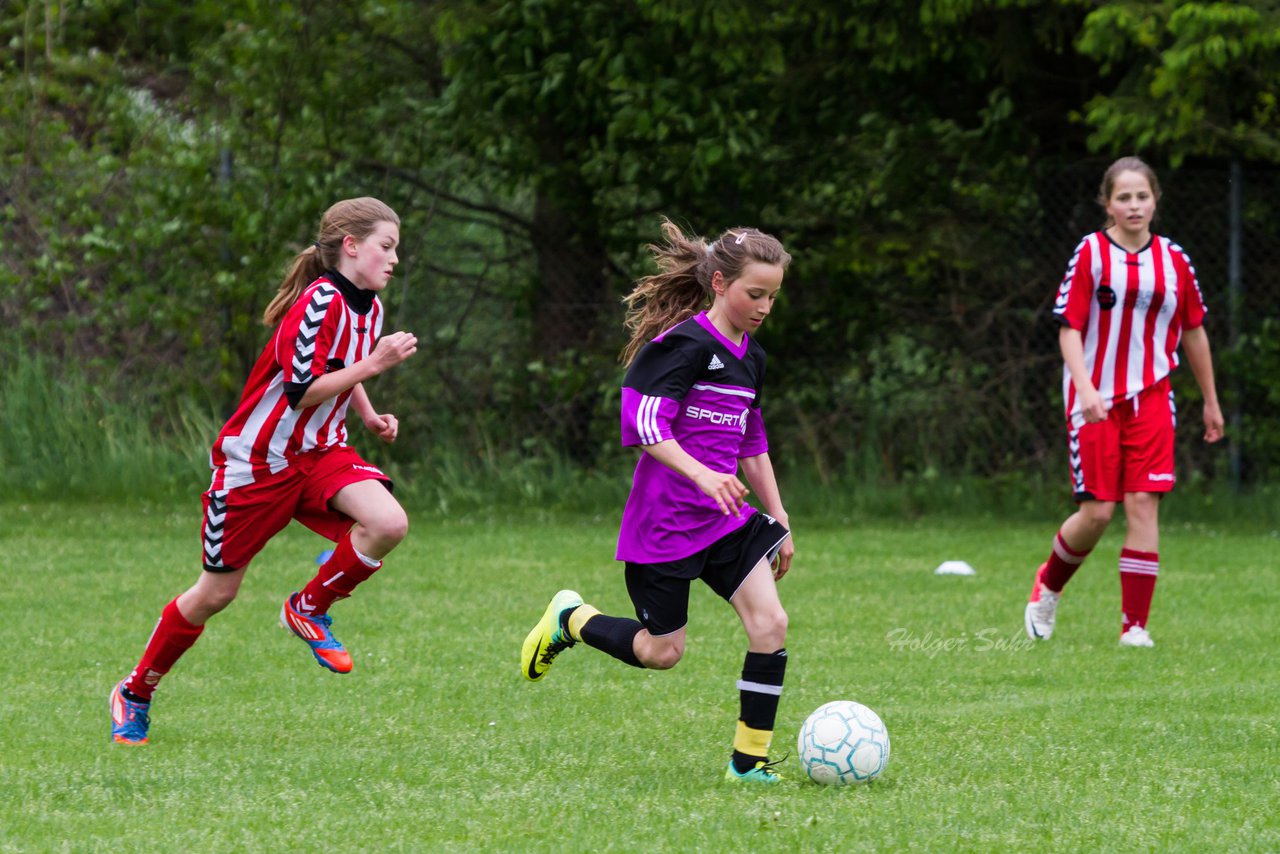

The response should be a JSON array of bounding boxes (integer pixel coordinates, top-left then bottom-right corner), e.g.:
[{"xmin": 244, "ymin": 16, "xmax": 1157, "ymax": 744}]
[
  {"xmin": 262, "ymin": 197, "xmax": 400, "ymax": 327},
  {"xmin": 621, "ymin": 217, "xmax": 791, "ymax": 364},
  {"xmin": 1097, "ymin": 156, "xmax": 1162, "ymax": 228}
]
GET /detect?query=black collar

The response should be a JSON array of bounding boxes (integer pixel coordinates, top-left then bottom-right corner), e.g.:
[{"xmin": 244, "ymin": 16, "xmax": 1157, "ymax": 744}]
[
  {"xmin": 1102, "ymin": 230, "xmax": 1154, "ymax": 255},
  {"xmin": 325, "ymin": 268, "xmax": 375, "ymax": 315}
]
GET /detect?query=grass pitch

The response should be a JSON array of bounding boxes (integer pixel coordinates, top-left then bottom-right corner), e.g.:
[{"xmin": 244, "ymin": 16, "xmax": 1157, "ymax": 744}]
[{"xmin": 1, "ymin": 502, "xmax": 1276, "ymax": 852}]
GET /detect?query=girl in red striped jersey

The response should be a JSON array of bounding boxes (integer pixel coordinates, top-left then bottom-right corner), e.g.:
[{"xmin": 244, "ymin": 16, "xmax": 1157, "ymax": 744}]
[
  {"xmin": 110, "ymin": 197, "xmax": 418, "ymax": 744},
  {"xmin": 1025, "ymin": 158, "xmax": 1224, "ymax": 648}
]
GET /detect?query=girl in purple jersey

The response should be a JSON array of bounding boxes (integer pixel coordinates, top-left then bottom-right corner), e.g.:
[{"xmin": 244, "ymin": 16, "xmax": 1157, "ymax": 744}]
[{"xmin": 520, "ymin": 218, "xmax": 795, "ymax": 784}]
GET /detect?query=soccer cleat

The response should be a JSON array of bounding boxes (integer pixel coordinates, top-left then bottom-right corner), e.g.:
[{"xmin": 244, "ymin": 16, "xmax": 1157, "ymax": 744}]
[
  {"xmin": 280, "ymin": 592, "xmax": 353, "ymax": 673},
  {"xmin": 724, "ymin": 758, "xmax": 784, "ymax": 784},
  {"xmin": 110, "ymin": 681, "xmax": 151, "ymax": 745},
  {"xmin": 521, "ymin": 589, "xmax": 582, "ymax": 681},
  {"xmin": 1024, "ymin": 563, "xmax": 1061, "ymax": 640},
  {"xmin": 1120, "ymin": 625, "xmax": 1155, "ymax": 648}
]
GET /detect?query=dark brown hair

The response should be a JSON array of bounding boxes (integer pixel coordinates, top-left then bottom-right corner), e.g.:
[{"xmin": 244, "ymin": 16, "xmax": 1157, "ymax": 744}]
[
  {"xmin": 263, "ymin": 197, "xmax": 400, "ymax": 327},
  {"xmin": 620, "ymin": 217, "xmax": 791, "ymax": 364}
]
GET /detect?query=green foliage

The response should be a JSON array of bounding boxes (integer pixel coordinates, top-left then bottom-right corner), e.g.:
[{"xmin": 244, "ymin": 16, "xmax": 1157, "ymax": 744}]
[
  {"xmin": 2, "ymin": 2, "xmax": 266, "ymax": 400},
  {"xmin": 1218, "ymin": 316, "xmax": 1280, "ymax": 482},
  {"xmin": 1078, "ymin": 1, "xmax": 1280, "ymax": 161},
  {"xmin": 4, "ymin": 0, "xmax": 1279, "ymax": 490},
  {"xmin": 435, "ymin": 0, "xmax": 791, "ymax": 197}
]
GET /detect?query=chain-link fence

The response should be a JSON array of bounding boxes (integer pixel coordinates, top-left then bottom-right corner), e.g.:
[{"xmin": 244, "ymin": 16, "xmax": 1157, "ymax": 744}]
[{"xmin": 462, "ymin": 159, "xmax": 1280, "ymax": 488}]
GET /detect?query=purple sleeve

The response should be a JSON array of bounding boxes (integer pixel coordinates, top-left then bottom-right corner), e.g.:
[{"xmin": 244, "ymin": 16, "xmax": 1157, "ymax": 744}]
[
  {"xmin": 738, "ymin": 407, "xmax": 768, "ymax": 457},
  {"xmin": 620, "ymin": 386, "xmax": 681, "ymax": 447}
]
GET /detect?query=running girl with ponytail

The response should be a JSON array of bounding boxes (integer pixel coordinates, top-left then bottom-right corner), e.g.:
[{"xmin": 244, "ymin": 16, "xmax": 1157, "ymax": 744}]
[
  {"xmin": 520, "ymin": 218, "xmax": 796, "ymax": 784},
  {"xmin": 111, "ymin": 197, "xmax": 418, "ymax": 744}
]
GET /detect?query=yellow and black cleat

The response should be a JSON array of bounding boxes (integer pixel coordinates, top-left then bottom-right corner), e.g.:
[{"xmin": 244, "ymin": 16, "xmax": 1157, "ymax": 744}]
[{"xmin": 520, "ymin": 589, "xmax": 582, "ymax": 681}]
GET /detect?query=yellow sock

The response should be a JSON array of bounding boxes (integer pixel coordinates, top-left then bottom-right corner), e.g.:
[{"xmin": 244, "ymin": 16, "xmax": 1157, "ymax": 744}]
[
  {"xmin": 567, "ymin": 604, "xmax": 601, "ymax": 642},
  {"xmin": 733, "ymin": 720, "xmax": 773, "ymax": 759}
]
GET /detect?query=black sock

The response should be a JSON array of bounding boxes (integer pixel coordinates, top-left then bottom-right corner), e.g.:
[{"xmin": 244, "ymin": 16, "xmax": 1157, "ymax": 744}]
[
  {"xmin": 579, "ymin": 614, "xmax": 645, "ymax": 668},
  {"xmin": 732, "ymin": 648, "xmax": 787, "ymax": 772}
]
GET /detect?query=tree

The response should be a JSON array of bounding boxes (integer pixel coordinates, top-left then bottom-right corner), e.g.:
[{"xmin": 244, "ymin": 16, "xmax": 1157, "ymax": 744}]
[
  {"xmin": 7, "ymin": 0, "xmax": 1279, "ymax": 481},
  {"xmin": 1077, "ymin": 1, "xmax": 1280, "ymax": 162}
]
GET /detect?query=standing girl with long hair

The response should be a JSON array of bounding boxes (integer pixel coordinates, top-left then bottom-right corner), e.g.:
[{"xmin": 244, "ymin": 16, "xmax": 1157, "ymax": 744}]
[{"xmin": 1025, "ymin": 158, "xmax": 1224, "ymax": 647}]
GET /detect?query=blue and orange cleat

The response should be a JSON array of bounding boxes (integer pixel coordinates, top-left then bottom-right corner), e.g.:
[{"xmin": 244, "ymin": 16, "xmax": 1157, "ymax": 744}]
[
  {"xmin": 280, "ymin": 592, "xmax": 353, "ymax": 673},
  {"xmin": 110, "ymin": 681, "xmax": 151, "ymax": 745}
]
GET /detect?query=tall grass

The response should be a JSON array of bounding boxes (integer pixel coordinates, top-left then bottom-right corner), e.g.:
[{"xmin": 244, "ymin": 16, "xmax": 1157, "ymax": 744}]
[
  {"xmin": 4, "ymin": 353, "xmax": 1276, "ymax": 528},
  {"xmin": 0, "ymin": 354, "xmax": 630, "ymax": 511},
  {"xmin": 0, "ymin": 354, "xmax": 212, "ymax": 501}
]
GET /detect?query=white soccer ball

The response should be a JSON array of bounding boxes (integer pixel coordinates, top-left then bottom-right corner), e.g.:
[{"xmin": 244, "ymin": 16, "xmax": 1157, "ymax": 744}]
[{"xmin": 797, "ymin": 700, "xmax": 890, "ymax": 785}]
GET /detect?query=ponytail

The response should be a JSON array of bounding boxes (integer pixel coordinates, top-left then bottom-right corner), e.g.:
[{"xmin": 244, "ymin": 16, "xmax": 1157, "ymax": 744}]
[
  {"xmin": 621, "ymin": 218, "xmax": 711, "ymax": 365},
  {"xmin": 620, "ymin": 217, "xmax": 791, "ymax": 365},
  {"xmin": 261, "ymin": 197, "xmax": 401, "ymax": 328},
  {"xmin": 263, "ymin": 244, "xmax": 327, "ymax": 327}
]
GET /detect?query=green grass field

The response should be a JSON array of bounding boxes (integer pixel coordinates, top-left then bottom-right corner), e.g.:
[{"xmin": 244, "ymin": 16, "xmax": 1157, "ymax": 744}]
[{"xmin": 2, "ymin": 501, "xmax": 1276, "ymax": 852}]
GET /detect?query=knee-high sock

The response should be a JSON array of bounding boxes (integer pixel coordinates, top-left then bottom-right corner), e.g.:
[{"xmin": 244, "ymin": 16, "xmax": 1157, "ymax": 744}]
[
  {"xmin": 298, "ymin": 530, "xmax": 382, "ymax": 616},
  {"xmin": 569, "ymin": 605, "xmax": 644, "ymax": 668},
  {"xmin": 732, "ymin": 648, "xmax": 788, "ymax": 771},
  {"xmin": 1119, "ymin": 548, "xmax": 1159, "ymax": 630},
  {"xmin": 123, "ymin": 598, "xmax": 204, "ymax": 701},
  {"xmin": 1043, "ymin": 529, "xmax": 1091, "ymax": 591}
]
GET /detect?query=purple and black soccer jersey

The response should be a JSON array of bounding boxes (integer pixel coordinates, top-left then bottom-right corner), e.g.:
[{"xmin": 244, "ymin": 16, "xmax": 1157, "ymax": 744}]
[{"xmin": 617, "ymin": 312, "xmax": 770, "ymax": 563}]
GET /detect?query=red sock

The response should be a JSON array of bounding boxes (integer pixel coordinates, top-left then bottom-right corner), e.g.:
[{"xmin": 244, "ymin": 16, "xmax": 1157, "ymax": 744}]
[
  {"xmin": 123, "ymin": 598, "xmax": 204, "ymax": 701},
  {"xmin": 1043, "ymin": 530, "xmax": 1091, "ymax": 591},
  {"xmin": 1119, "ymin": 548, "xmax": 1159, "ymax": 629},
  {"xmin": 297, "ymin": 531, "xmax": 382, "ymax": 616}
]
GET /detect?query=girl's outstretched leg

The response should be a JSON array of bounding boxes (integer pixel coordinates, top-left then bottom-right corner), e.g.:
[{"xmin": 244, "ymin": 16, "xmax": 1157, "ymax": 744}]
[
  {"xmin": 112, "ymin": 568, "xmax": 245, "ymax": 744},
  {"xmin": 520, "ymin": 591, "xmax": 651, "ymax": 682}
]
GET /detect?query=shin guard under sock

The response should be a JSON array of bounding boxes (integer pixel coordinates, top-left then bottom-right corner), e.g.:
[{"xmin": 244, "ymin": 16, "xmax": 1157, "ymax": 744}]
[
  {"xmin": 731, "ymin": 648, "xmax": 788, "ymax": 772},
  {"xmin": 1043, "ymin": 530, "xmax": 1091, "ymax": 591},
  {"xmin": 298, "ymin": 531, "xmax": 382, "ymax": 616},
  {"xmin": 1119, "ymin": 548, "xmax": 1159, "ymax": 630},
  {"xmin": 577, "ymin": 612, "xmax": 645, "ymax": 668},
  {"xmin": 124, "ymin": 598, "xmax": 204, "ymax": 701}
]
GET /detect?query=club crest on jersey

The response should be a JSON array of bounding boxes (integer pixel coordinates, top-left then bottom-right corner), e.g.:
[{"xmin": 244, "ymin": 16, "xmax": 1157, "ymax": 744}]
[
  {"xmin": 1096, "ymin": 285, "xmax": 1117, "ymax": 310},
  {"xmin": 707, "ymin": 354, "xmax": 725, "ymax": 370}
]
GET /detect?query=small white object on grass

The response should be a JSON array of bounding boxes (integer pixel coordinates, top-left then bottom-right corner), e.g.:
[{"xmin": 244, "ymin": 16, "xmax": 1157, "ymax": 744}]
[{"xmin": 934, "ymin": 560, "xmax": 976, "ymax": 576}]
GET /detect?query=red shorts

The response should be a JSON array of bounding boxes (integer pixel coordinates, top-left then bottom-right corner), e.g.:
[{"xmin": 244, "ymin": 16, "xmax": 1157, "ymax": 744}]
[
  {"xmin": 200, "ymin": 446, "xmax": 391, "ymax": 572},
  {"xmin": 1067, "ymin": 377, "xmax": 1176, "ymax": 503}
]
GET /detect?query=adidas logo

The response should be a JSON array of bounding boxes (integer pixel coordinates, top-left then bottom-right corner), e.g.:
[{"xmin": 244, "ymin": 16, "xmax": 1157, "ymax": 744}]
[{"xmin": 707, "ymin": 354, "xmax": 725, "ymax": 370}]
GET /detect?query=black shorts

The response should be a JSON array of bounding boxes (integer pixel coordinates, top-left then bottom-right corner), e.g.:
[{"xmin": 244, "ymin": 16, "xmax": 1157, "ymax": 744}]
[{"xmin": 624, "ymin": 512, "xmax": 790, "ymax": 637}]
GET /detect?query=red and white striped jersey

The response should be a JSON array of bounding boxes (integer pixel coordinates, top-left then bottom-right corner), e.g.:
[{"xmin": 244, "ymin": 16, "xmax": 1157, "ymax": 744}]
[
  {"xmin": 1053, "ymin": 231, "xmax": 1206, "ymax": 423},
  {"xmin": 209, "ymin": 274, "xmax": 383, "ymax": 489}
]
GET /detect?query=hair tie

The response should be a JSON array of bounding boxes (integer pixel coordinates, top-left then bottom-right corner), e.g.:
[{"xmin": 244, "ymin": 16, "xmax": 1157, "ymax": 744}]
[
  {"xmin": 706, "ymin": 241, "xmax": 717, "ymax": 256},
  {"xmin": 313, "ymin": 241, "xmax": 322, "ymax": 252}
]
